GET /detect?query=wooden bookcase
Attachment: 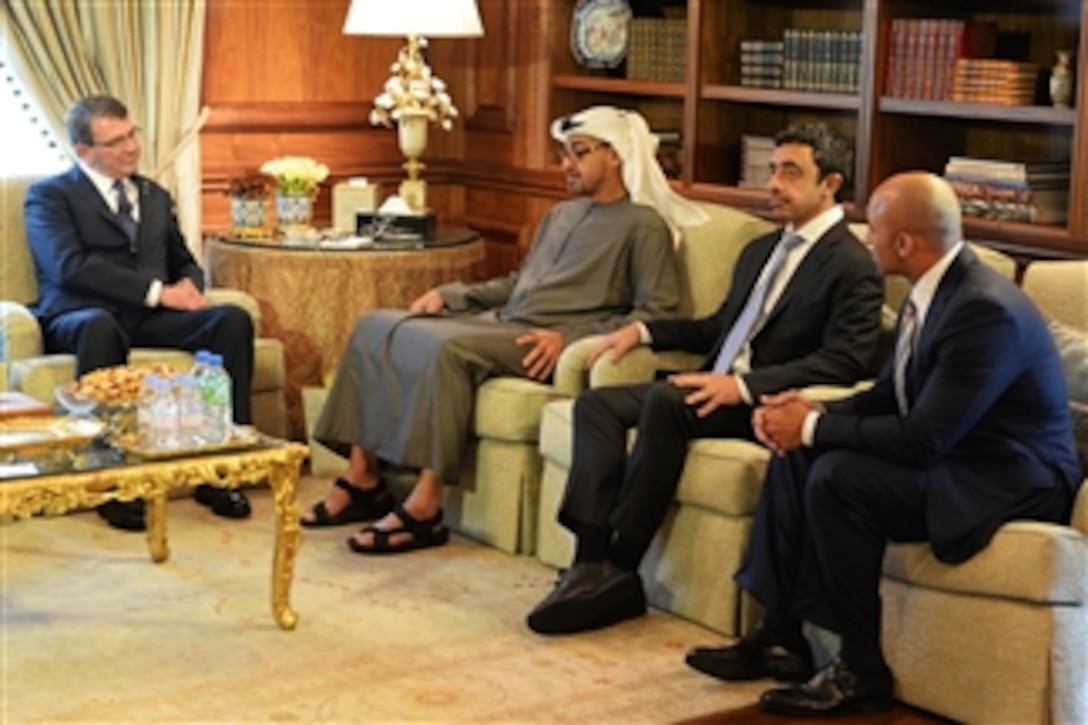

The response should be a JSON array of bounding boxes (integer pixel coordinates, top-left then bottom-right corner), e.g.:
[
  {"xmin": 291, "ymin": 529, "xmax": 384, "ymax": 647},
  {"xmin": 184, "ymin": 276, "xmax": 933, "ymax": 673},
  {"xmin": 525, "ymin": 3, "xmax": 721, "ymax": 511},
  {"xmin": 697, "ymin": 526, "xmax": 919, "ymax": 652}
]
[{"xmin": 546, "ymin": 0, "xmax": 1086, "ymax": 260}]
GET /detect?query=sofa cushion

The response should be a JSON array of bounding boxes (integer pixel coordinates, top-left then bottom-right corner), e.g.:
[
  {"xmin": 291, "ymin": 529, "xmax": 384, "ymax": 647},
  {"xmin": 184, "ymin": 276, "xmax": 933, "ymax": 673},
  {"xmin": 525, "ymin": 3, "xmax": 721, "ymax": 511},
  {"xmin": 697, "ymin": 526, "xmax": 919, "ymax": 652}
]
[
  {"xmin": 674, "ymin": 438, "xmax": 769, "ymax": 517},
  {"xmin": 540, "ymin": 398, "xmax": 770, "ymax": 518},
  {"xmin": 883, "ymin": 521, "xmax": 1088, "ymax": 604},
  {"xmin": 474, "ymin": 377, "xmax": 566, "ymax": 442},
  {"xmin": 680, "ymin": 203, "xmax": 775, "ymax": 318},
  {"xmin": 1022, "ymin": 260, "xmax": 1088, "ymax": 331},
  {"xmin": 1050, "ymin": 319, "xmax": 1088, "ymax": 404}
]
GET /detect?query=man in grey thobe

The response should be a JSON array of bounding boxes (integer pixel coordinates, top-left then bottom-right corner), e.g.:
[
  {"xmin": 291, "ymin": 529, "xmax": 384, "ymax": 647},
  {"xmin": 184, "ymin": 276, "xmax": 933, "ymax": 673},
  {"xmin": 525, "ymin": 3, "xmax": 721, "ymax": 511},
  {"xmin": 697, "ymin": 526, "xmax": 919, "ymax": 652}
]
[{"xmin": 304, "ymin": 106, "xmax": 709, "ymax": 554}]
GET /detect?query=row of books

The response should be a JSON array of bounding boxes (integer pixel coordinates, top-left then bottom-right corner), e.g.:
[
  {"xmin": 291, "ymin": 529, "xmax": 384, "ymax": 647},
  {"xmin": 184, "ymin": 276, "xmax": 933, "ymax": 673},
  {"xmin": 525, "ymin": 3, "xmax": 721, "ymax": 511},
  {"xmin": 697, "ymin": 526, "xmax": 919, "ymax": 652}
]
[
  {"xmin": 738, "ymin": 134, "xmax": 774, "ymax": 189},
  {"xmin": 740, "ymin": 30, "xmax": 863, "ymax": 93},
  {"xmin": 627, "ymin": 18, "xmax": 686, "ymax": 83},
  {"xmin": 944, "ymin": 156, "xmax": 1070, "ymax": 225},
  {"xmin": 886, "ymin": 19, "xmax": 999, "ymax": 101},
  {"xmin": 951, "ymin": 59, "xmax": 1039, "ymax": 106}
]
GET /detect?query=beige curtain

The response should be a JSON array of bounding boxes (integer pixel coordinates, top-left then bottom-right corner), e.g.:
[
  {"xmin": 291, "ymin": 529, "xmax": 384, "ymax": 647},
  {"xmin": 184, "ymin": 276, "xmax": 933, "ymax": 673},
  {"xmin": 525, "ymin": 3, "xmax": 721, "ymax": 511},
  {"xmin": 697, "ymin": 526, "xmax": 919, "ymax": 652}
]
[{"xmin": 2, "ymin": 0, "xmax": 208, "ymax": 252}]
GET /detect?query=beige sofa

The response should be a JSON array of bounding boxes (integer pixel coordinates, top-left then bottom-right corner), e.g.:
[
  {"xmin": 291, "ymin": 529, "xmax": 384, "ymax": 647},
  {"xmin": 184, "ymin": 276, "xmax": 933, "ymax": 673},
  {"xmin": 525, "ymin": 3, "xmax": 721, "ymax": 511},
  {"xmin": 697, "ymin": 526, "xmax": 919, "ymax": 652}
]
[
  {"xmin": 0, "ymin": 176, "xmax": 289, "ymax": 439},
  {"xmin": 535, "ymin": 208, "xmax": 1087, "ymax": 723},
  {"xmin": 302, "ymin": 203, "xmax": 775, "ymax": 555}
]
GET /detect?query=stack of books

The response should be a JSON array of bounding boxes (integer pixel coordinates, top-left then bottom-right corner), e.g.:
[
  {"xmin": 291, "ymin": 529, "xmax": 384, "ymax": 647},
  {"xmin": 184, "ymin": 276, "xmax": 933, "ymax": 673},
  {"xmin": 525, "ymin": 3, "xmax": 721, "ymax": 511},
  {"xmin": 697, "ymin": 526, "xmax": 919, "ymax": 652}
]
[
  {"xmin": 944, "ymin": 156, "xmax": 1070, "ymax": 225},
  {"xmin": 951, "ymin": 59, "xmax": 1039, "ymax": 105},
  {"xmin": 885, "ymin": 19, "xmax": 998, "ymax": 100},
  {"xmin": 740, "ymin": 40, "xmax": 784, "ymax": 89},
  {"xmin": 780, "ymin": 29, "xmax": 863, "ymax": 94},
  {"xmin": 739, "ymin": 135, "xmax": 775, "ymax": 189},
  {"xmin": 626, "ymin": 17, "xmax": 687, "ymax": 82}
]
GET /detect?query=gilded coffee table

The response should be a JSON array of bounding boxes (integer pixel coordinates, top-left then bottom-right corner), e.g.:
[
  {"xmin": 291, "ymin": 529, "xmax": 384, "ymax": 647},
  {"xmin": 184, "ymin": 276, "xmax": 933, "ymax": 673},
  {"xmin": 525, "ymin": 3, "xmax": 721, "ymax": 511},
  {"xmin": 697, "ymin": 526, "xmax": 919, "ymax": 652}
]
[{"xmin": 0, "ymin": 437, "xmax": 309, "ymax": 630}]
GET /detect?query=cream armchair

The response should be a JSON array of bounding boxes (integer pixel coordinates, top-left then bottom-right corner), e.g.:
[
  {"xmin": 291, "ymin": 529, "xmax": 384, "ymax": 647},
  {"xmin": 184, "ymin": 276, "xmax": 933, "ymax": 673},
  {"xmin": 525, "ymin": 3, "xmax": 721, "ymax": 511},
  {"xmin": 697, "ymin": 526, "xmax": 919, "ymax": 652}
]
[{"xmin": 0, "ymin": 176, "xmax": 289, "ymax": 438}]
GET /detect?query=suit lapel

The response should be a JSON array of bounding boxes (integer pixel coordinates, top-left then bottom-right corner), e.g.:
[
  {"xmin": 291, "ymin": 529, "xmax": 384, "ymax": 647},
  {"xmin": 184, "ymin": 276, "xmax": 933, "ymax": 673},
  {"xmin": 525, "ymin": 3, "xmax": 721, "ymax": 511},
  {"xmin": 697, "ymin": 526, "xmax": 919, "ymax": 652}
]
[
  {"xmin": 761, "ymin": 221, "xmax": 843, "ymax": 325},
  {"xmin": 906, "ymin": 246, "xmax": 974, "ymax": 397}
]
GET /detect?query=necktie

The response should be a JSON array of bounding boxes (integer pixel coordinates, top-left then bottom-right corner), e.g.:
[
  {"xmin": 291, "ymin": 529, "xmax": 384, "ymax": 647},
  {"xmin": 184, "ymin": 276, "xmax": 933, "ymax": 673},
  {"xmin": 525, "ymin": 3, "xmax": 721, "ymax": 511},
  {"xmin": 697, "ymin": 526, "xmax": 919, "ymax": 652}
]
[
  {"xmin": 113, "ymin": 179, "xmax": 139, "ymax": 252},
  {"xmin": 712, "ymin": 232, "xmax": 805, "ymax": 375},
  {"xmin": 894, "ymin": 299, "xmax": 918, "ymax": 415}
]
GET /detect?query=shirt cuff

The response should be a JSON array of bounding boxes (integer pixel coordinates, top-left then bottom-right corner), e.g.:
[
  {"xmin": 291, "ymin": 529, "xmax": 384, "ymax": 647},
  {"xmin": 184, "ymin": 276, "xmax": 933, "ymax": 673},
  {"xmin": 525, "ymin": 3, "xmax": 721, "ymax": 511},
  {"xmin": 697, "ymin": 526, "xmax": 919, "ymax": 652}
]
[
  {"xmin": 145, "ymin": 279, "xmax": 163, "ymax": 307},
  {"xmin": 736, "ymin": 375, "xmax": 753, "ymax": 405},
  {"xmin": 801, "ymin": 410, "xmax": 822, "ymax": 447},
  {"xmin": 637, "ymin": 321, "xmax": 652, "ymax": 345}
]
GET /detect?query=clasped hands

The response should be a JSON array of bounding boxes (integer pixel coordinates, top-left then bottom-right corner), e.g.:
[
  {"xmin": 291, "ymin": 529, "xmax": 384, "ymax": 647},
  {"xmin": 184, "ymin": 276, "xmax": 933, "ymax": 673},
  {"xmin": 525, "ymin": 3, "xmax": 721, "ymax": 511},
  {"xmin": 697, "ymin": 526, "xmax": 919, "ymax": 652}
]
[
  {"xmin": 159, "ymin": 278, "xmax": 206, "ymax": 311},
  {"xmin": 753, "ymin": 390, "xmax": 820, "ymax": 456}
]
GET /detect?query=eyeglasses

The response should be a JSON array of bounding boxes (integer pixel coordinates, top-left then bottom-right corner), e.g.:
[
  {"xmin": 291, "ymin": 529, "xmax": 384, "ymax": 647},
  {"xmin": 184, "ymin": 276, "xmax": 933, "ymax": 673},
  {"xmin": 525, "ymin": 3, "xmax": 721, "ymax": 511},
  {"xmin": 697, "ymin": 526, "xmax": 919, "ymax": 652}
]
[
  {"xmin": 93, "ymin": 127, "xmax": 141, "ymax": 150},
  {"xmin": 555, "ymin": 141, "xmax": 609, "ymax": 164}
]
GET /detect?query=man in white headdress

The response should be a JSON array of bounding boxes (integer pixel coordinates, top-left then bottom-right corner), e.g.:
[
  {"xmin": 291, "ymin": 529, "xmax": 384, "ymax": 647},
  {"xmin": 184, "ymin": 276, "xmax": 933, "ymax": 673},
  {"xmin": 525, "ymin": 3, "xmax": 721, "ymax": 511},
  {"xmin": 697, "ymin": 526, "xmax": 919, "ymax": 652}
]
[{"xmin": 304, "ymin": 106, "xmax": 708, "ymax": 555}]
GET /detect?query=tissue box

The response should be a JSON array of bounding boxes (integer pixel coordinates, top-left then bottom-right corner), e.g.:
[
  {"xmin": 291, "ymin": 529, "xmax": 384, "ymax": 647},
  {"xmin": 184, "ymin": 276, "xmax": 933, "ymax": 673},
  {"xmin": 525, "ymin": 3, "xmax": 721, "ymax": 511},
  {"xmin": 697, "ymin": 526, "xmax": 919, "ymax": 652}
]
[
  {"xmin": 332, "ymin": 182, "xmax": 378, "ymax": 233},
  {"xmin": 356, "ymin": 212, "xmax": 436, "ymax": 241}
]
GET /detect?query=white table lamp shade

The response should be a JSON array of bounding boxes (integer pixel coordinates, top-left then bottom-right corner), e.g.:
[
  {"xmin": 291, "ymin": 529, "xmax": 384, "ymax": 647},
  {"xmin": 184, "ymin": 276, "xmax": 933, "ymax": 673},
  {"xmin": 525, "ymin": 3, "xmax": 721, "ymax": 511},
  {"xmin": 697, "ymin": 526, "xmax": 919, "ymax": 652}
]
[{"xmin": 342, "ymin": 0, "xmax": 484, "ymax": 38}]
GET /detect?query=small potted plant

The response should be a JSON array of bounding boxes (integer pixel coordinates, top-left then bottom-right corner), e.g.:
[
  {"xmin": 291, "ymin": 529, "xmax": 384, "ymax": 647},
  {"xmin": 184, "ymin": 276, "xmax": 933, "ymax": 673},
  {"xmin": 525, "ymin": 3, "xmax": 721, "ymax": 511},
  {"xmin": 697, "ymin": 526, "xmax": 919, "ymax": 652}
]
[
  {"xmin": 260, "ymin": 156, "xmax": 330, "ymax": 231},
  {"xmin": 225, "ymin": 174, "xmax": 270, "ymax": 231}
]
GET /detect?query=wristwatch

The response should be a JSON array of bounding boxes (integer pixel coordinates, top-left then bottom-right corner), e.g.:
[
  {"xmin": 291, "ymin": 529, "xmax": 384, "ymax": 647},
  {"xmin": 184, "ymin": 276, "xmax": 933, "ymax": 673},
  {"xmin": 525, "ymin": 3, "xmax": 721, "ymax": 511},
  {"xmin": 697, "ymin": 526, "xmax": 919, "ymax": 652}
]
[{"xmin": 570, "ymin": 0, "xmax": 633, "ymax": 70}]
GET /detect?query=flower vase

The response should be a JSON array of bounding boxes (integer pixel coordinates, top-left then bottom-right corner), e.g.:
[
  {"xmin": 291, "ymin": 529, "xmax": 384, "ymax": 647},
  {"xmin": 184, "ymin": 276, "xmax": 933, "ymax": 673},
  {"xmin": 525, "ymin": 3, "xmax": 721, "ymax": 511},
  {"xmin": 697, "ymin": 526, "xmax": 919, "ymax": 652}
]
[
  {"xmin": 230, "ymin": 197, "xmax": 267, "ymax": 231},
  {"xmin": 1049, "ymin": 50, "xmax": 1073, "ymax": 108},
  {"xmin": 276, "ymin": 192, "xmax": 315, "ymax": 229}
]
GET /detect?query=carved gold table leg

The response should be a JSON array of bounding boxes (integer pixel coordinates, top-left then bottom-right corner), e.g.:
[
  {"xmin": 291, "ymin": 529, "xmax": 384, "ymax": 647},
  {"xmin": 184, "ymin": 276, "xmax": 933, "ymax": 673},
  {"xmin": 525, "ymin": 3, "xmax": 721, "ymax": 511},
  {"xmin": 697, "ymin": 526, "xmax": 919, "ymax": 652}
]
[
  {"xmin": 146, "ymin": 492, "xmax": 170, "ymax": 563},
  {"xmin": 269, "ymin": 461, "xmax": 302, "ymax": 630}
]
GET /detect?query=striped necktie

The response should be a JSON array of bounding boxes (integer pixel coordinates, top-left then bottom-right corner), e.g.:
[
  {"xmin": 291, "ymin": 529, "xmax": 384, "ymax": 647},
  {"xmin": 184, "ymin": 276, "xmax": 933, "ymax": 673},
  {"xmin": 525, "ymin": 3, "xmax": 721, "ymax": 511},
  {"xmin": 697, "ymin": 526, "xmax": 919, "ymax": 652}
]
[
  {"xmin": 113, "ymin": 179, "xmax": 139, "ymax": 252},
  {"xmin": 894, "ymin": 299, "xmax": 918, "ymax": 415},
  {"xmin": 712, "ymin": 232, "xmax": 805, "ymax": 375}
]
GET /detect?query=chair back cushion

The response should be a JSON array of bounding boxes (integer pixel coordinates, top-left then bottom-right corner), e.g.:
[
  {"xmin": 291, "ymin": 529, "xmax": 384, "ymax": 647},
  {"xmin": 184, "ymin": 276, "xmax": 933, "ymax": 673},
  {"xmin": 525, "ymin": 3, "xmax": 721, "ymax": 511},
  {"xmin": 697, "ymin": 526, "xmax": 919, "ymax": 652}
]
[
  {"xmin": 1, "ymin": 177, "xmax": 39, "ymax": 305},
  {"xmin": 677, "ymin": 202, "xmax": 775, "ymax": 318}
]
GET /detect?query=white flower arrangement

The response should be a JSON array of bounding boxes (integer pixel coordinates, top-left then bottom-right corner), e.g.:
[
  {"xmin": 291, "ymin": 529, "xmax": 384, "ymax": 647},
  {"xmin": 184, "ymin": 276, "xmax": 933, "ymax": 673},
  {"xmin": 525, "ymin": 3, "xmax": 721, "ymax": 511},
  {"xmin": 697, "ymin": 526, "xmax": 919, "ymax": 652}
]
[
  {"xmin": 370, "ymin": 39, "xmax": 459, "ymax": 131},
  {"xmin": 260, "ymin": 156, "xmax": 330, "ymax": 196}
]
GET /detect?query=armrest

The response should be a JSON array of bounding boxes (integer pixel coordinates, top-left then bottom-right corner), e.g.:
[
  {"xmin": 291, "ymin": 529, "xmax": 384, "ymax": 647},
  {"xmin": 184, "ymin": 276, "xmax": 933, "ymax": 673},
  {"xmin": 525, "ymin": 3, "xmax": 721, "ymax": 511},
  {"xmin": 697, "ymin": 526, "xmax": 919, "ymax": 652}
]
[
  {"xmin": 206, "ymin": 288, "xmax": 262, "ymax": 332},
  {"xmin": 589, "ymin": 347, "xmax": 704, "ymax": 388},
  {"xmin": 0, "ymin": 300, "xmax": 44, "ymax": 362},
  {"xmin": 553, "ymin": 337, "xmax": 705, "ymax": 395},
  {"xmin": 552, "ymin": 335, "xmax": 600, "ymax": 397},
  {"xmin": 799, "ymin": 380, "xmax": 873, "ymax": 403}
]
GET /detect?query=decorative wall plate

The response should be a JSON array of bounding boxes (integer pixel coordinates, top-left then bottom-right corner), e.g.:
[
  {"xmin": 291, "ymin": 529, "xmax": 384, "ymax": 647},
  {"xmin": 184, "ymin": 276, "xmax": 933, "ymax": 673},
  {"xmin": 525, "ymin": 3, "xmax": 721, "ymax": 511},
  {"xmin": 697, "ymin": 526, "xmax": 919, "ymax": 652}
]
[{"xmin": 571, "ymin": 0, "xmax": 633, "ymax": 70}]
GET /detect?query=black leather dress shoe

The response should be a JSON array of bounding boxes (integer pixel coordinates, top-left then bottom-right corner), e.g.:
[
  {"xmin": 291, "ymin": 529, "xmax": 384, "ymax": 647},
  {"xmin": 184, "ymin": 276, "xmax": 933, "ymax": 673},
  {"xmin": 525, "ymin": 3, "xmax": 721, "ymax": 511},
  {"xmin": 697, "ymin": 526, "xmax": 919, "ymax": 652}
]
[
  {"xmin": 759, "ymin": 659, "xmax": 894, "ymax": 717},
  {"xmin": 685, "ymin": 620, "xmax": 813, "ymax": 682},
  {"xmin": 194, "ymin": 485, "xmax": 251, "ymax": 519},
  {"xmin": 96, "ymin": 500, "xmax": 147, "ymax": 531},
  {"xmin": 526, "ymin": 560, "xmax": 646, "ymax": 635}
]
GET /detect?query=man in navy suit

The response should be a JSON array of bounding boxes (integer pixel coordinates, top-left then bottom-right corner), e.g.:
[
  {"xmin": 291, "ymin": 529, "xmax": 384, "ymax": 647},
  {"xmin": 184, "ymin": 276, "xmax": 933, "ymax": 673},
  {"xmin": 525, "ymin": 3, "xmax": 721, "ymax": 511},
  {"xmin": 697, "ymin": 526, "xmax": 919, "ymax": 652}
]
[
  {"xmin": 24, "ymin": 94, "xmax": 254, "ymax": 530},
  {"xmin": 526, "ymin": 122, "xmax": 885, "ymax": 635},
  {"xmin": 685, "ymin": 172, "xmax": 1083, "ymax": 717}
]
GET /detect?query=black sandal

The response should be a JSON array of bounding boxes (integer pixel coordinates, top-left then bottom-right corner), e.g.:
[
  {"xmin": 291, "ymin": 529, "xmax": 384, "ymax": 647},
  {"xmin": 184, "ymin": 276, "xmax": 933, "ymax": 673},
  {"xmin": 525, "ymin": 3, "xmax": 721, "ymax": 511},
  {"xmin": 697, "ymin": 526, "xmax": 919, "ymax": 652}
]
[
  {"xmin": 346, "ymin": 502, "xmax": 450, "ymax": 555},
  {"xmin": 301, "ymin": 477, "xmax": 393, "ymax": 528}
]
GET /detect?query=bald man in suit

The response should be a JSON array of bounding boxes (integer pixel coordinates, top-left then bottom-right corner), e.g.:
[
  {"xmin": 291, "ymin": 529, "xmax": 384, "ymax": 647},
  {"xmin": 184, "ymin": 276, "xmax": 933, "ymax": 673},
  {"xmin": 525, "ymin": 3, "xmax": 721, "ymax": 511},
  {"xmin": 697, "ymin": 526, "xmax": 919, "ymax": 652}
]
[
  {"xmin": 24, "ymin": 94, "xmax": 254, "ymax": 530},
  {"xmin": 685, "ymin": 172, "xmax": 1082, "ymax": 717}
]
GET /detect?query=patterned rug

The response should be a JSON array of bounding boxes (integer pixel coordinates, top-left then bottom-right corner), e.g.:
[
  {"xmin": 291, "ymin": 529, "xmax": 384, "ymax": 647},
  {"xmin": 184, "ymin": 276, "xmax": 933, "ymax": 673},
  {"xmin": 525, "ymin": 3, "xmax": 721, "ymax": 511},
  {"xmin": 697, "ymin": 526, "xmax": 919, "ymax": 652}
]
[{"xmin": 2, "ymin": 477, "xmax": 766, "ymax": 722}]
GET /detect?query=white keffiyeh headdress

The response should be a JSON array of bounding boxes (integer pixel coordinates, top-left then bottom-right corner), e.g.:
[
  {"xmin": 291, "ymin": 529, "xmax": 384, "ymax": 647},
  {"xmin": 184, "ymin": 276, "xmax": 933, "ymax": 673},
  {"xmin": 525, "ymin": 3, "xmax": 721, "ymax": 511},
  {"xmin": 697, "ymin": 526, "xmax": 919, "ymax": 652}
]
[{"xmin": 550, "ymin": 106, "xmax": 708, "ymax": 242}]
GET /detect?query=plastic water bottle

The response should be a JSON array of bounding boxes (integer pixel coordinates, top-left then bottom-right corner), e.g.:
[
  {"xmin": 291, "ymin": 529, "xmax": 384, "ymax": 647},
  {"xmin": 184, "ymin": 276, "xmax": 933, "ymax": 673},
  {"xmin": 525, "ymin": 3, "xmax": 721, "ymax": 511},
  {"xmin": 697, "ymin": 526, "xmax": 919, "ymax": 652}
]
[
  {"xmin": 137, "ymin": 374, "xmax": 179, "ymax": 449},
  {"xmin": 175, "ymin": 373, "xmax": 204, "ymax": 447},
  {"xmin": 201, "ymin": 353, "xmax": 233, "ymax": 444}
]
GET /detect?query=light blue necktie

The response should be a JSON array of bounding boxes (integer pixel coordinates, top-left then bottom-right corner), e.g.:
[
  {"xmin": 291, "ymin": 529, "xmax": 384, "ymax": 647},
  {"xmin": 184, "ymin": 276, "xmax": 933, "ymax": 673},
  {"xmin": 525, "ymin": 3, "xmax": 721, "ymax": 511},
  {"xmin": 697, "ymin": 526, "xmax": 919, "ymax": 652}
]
[
  {"xmin": 113, "ymin": 179, "xmax": 139, "ymax": 253},
  {"xmin": 711, "ymin": 232, "xmax": 805, "ymax": 375}
]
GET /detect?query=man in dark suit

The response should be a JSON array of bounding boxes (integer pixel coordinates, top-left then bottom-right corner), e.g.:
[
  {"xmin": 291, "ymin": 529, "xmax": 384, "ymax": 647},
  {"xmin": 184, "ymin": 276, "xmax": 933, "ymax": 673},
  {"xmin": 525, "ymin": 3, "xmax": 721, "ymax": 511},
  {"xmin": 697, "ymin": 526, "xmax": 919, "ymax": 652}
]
[
  {"xmin": 526, "ymin": 122, "xmax": 884, "ymax": 635},
  {"xmin": 24, "ymin": 94, "xmax": 253, "ymax": 530},
  {"xmin": 685, "ymin": 172, "xmax": 1083, "ymax": 717}
]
